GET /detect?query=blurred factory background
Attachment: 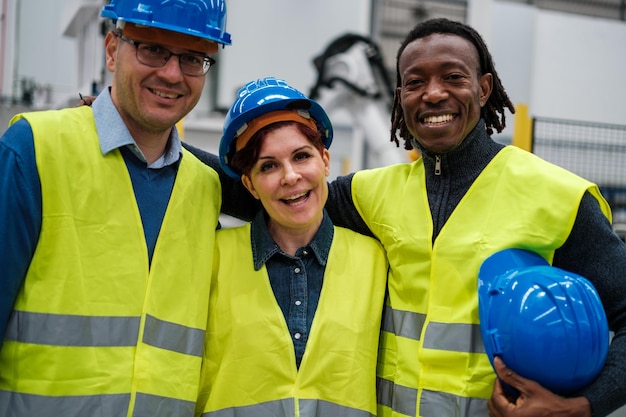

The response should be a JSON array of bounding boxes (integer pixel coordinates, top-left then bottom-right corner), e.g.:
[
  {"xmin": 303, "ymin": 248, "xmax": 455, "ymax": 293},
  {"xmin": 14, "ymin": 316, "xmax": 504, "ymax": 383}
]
[{"xmin": 1, "ymin": 0, "xmax": 625, "ymax": 240}]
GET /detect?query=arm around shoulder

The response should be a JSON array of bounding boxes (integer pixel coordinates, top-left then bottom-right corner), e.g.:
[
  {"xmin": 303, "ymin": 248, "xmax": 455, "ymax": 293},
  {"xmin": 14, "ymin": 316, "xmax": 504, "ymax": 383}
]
[
  {"xmin": 326, "ymin": 173, "xmax": 373, "ymax": 237},
  {"xmin": 182, "ymin": 142, "xmax": 260, "ymax": 221}
]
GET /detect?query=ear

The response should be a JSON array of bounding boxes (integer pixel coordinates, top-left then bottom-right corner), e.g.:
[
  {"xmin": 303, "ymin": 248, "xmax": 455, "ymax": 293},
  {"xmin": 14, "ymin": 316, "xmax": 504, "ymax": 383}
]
[
  {"xmin": 322, "ymin": 148, "xmax": 331, "ymax": 177},
  {"xmin": 241, "ymin": 175, "xmax": 260, "ymax": 200},
  {"xmin": 479, "ymin": 73, "xmax": 493, "ymax": 108},
  {"xmin": 104, "ymin": 31, "xmax": 119, "ymax": 73}
]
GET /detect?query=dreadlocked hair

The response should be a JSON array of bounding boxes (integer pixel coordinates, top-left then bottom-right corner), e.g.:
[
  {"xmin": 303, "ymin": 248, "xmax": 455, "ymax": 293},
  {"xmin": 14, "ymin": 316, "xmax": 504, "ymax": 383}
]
[{"xmin": 390, "ymin": 18, "xmax": 515, "ymax": 150}]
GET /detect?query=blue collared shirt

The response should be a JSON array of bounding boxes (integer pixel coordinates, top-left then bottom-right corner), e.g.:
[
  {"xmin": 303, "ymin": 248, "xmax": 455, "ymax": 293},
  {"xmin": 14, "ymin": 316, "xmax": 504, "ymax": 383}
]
[{"xmin": 250, "ymin": 209, "xmax": 334, "ymax": 368}]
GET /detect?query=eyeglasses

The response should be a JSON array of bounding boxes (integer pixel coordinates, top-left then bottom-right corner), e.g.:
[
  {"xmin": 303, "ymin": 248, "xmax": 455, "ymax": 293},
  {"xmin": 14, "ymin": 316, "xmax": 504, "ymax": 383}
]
[{"xmin": 115, "ymin": 33, "xmax": 215, "ymax": 77}]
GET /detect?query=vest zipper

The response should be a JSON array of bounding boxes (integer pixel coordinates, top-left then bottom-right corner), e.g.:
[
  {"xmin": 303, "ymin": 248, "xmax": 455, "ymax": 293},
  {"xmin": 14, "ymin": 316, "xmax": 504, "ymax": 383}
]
[{"xmin": 435, "ymin": 155, "xmax": 441, "ymax": 175}]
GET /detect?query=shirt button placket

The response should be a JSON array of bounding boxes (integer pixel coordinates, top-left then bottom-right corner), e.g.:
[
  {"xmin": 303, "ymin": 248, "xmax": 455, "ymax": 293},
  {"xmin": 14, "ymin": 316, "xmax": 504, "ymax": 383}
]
[{"xmin": 292, "ymin": 264, "xmax": 306, "ymax": 345}]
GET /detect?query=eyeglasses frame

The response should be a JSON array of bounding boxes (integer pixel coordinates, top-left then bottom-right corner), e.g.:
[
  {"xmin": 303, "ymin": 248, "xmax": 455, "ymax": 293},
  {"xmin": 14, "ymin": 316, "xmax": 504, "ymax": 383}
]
[{"xmin": 114, "ymin": 32, "xmax": 216, "ymax": 77}]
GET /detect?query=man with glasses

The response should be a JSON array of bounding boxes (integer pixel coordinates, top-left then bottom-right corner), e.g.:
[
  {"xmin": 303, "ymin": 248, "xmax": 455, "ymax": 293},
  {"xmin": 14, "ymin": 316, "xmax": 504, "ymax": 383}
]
[{"xmin": 0, "ymin": 1, "xmax": 231, "ymax": 416}]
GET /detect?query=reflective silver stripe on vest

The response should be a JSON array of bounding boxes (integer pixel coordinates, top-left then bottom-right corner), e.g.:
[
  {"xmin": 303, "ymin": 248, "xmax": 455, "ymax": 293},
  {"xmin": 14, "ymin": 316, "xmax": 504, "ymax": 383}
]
[
  {"xmin": 6, "ymin": 311, "xmax": 204, "ymax": 356},
  {"xmin": 381, "ymin": 307, "xmax": 484, "ymax": 354},
  {"xmin": 5, "ymin": 310, "xmax": 139, "ymax": 346},
  {"xmin": 133, "ymin": 392, "xmax": 195, "ymax": 417},
  {"xmin": 377, "ymin": 377, "xmax": 417, "ymax": 417},
  {"xmin": 300, "ymin": 398, "xmax": 375, "ymax": 417},
  {"xmin": 142, "ymin": 314, "xmax": 204, "ymax": 357},
  {"xmin": 422, "ymin": 322, "xmax": 485, "ymax": 353},
  {"xmin": 0, "ymin": 391, "xmax": 195, "ymax": 417},
  {"xmin": 376, "ymin": 378, "xmax": 488, "ymax": 417},
  {"xmin": 419, "ymin": 389, "xmax": 488, "ymax": 417},
  {"xmin": 202, "ymin": 398, "xmax": 374, "ymax": 417},
  {"xmin": 202, "ymin": 398, "xmax": 295, "ymax": 417},
  {"xmin": 380, "ymin": 305, "xmax": 426, "ymax": 340},
  {"xmin": 0, "ymin": 390, "xmax": 130, "ymax": 417}
]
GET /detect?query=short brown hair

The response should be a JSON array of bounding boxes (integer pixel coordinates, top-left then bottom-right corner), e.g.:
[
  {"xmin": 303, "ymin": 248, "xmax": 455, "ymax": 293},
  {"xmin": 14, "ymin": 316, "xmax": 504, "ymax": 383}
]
[{"xmin": 230, "ymin": 121, "xmax": 325, "ymax": 177}]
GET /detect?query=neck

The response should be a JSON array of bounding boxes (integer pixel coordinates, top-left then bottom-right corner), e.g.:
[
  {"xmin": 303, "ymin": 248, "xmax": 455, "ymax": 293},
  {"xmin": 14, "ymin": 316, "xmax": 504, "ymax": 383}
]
[
  {"xmin": 138, "ymin": 139, "xmax": 168, "ymax": 164},
  {"xmin": 109, "ymin": 88, "xmax": 173, "ymax": 164},
  {"xmin": 417, "ymin": 119, "xmax": 502, "ymax": 175},
  {"xmin": 267, "ymin": 219, "xmax": 322, "ymax": 256},
  {"xmin": 130, "ymin": 130, "xmax": 171, "ymax": 164}
]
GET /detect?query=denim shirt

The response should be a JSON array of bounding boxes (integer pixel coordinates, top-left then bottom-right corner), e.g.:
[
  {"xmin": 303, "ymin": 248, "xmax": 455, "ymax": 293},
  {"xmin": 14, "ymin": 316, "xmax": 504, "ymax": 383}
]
[{"xmin": 250, "ymin": 208, "xmax": 334, "ymax": 368}]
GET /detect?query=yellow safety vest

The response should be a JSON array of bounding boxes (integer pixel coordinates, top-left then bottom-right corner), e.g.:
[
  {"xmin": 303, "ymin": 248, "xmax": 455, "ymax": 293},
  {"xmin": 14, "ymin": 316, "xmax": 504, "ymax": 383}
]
[
  {"xmin": 352, "ymin": 146, "xmax": 610, "ymax": 417},
  {"xmin": 0, "ymin": 107, "xmax": 220, "ymax": 417},
  {"xmin": 197, "ymin": 224, "xmax": 388, "ymax": 417}
]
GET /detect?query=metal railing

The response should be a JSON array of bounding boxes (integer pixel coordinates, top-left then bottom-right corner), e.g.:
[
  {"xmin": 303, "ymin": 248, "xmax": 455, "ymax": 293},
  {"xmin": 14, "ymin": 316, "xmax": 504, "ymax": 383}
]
[{"xmin": 529, "ymin": 116, "xmax": 626, "ymax": 241}]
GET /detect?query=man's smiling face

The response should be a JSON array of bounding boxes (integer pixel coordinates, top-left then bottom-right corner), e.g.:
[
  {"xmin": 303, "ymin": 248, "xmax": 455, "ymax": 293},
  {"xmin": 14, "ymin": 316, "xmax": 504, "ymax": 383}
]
[{"xmin": 397, "ymin": 33, "xmax": 493, "ymax": 154}]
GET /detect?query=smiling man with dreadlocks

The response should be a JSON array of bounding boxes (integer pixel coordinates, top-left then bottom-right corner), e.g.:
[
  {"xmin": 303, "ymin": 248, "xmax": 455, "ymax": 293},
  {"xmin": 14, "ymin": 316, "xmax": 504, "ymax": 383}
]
[{"xmin": 323, "ymin": 18, "xmax": 626, "ymax": 417}]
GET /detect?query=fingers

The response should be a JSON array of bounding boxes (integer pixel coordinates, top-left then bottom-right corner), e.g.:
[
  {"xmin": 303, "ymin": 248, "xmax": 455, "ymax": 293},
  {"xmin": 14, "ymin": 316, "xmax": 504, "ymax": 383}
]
[
  {"xmin": 493, "ymin": 356, "xmax": 547, "ymax": 399},
  {"xmin": 493, "ymin": 356, "xmax": 507, "ymax": 374},
  {"xmin": 488, "ymin": 377, "xmax": 514, "ymax": 417},
  {"xmin": 489, "ymin": 359, "xmax": 526, "ymax": 416},
  {"xmin": 494, "ymin": 356, "xmax": 518, "ymax": 385},
  {"xmin": 74, "ymin": 94, "xmax": 96, "ymax": 107},
  {"xmin": 495, "ymin": 357, "xmax": 532, "ymax": 400}
]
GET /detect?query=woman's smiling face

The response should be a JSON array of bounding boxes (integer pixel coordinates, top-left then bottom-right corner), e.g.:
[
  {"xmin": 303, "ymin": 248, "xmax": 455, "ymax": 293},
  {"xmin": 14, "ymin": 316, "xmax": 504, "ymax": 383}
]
[{"xmin": 242, "ymin": 123, "xmax": 330, "ymax": 236}]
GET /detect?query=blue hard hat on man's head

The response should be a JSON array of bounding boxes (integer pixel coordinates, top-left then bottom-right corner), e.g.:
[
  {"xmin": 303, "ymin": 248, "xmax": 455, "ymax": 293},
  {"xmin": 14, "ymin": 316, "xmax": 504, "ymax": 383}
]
[
  {"xmin": 101, "ymin": 0, "xmax": 231, "ymax": 45},
  {"xmin": 478, "ymin": 248, "xmax": 609, "ymax": 395},
  {"xmin": 220, "ymin": 77, "xmax": 333, "ymax": 180}
]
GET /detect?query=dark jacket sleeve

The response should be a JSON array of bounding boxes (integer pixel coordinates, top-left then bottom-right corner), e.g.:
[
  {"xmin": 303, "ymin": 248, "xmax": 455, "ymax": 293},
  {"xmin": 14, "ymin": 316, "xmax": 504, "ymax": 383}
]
[
  {"xmin": 182, "ymin": 142, "xmax": 260, "ymax": 221},
  {"xmin": 554, "ymin": 192, "xmax": 626, "ymax": 417},
  {"xmin": 326, "ymin": 173, "xmax": 374, "ymax": 238}
]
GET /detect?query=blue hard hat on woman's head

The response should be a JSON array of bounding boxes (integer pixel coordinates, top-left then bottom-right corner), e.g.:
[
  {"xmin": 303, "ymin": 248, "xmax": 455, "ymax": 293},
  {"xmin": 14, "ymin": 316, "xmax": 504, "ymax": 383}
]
[
  {"xmin": 101, "ymin": 0, "xmax": 231, "ymax": 46},
  {"xmin": 220, "ymin": 77, "xmax": 333, "ymax": 179},
  {"xmin": 478, "ymin": 248, "xmax": 609, "ymax": 395}
]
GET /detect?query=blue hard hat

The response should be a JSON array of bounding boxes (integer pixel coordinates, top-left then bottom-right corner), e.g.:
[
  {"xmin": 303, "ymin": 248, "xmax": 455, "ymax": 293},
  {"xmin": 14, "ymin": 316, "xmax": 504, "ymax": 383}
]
[
  {"xmin": 478, "ymin": 248, "xmax": 609, "ymax": 394},
  {"xmin": 220, "ymin": 77, "xmax": 333, "ymax": 179},
  {"xmin": 101, "ymin": 0, "xmax": 231, "ymax": 45}
]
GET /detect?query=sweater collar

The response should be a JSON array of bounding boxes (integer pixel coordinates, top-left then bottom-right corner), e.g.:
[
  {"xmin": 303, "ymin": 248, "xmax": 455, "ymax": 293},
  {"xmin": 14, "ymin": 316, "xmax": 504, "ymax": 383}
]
[{"xmin": 411, "ymin": 119, "xmax": 504, "ymax": 178}]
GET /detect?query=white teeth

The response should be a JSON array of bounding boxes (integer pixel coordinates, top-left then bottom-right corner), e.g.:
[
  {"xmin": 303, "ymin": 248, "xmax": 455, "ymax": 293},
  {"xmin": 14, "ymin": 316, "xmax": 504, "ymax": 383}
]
[
  {"xmin": 423, "ymin": 114, "xmax": 453, "ymax": 124},
  {"xmin": 284, "ymin": 192, "xmax": 307, "ymax": 201},
  {"xmin": 154, "ymin": 90, "xmax": 178, "ymax": 99}
]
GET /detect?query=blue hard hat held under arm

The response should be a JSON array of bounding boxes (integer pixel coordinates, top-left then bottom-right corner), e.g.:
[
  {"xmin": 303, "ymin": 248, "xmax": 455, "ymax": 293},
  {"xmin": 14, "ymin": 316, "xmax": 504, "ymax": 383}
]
[
  {"xmin": 478, "ymin": 248, "xmax": 609, "ymax": 395},
  {"xmin": 101, "ymin": 0, "xmax": 232, "ymax": 45}
]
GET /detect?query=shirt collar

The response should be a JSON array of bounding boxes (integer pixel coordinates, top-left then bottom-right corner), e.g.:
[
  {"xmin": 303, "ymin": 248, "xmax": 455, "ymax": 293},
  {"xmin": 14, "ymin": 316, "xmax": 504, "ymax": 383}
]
[
  {"xmin": 250, "ymin": 209, "xmax": 334, "ymax": 271},
  {"xmin": 91, "ymin": 87, "xmax": 183, "ymax": 168}
]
